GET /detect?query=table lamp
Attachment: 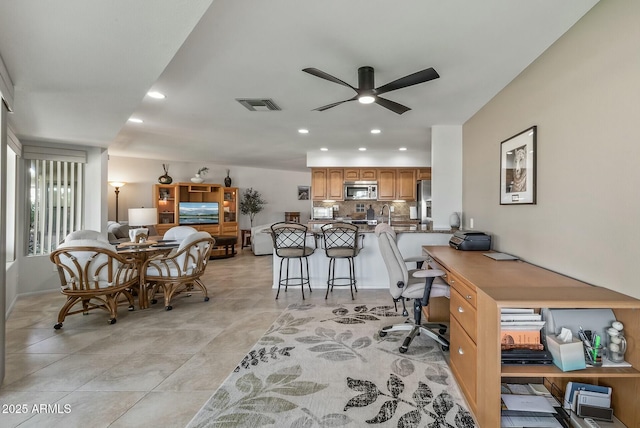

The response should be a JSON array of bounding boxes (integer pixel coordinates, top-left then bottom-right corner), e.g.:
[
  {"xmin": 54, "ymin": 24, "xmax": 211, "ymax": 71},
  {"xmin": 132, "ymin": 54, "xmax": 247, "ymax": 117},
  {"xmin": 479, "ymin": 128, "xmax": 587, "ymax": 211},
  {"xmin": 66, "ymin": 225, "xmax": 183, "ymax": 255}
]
[{"xmin": 127, "ymin": 207, "xmax": 158, "ymax": 243}]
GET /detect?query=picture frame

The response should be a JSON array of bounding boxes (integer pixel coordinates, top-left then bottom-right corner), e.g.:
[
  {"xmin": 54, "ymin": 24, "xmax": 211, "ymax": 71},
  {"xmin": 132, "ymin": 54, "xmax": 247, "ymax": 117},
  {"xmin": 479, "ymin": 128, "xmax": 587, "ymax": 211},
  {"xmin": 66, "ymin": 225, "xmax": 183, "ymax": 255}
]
[
  {"xmin": 297, "ymin": 186, "xmax": 310, "ymax": 200},
  {"xmin": 500, "ymin": 126, "xmax": 537, "ymax": 205}
]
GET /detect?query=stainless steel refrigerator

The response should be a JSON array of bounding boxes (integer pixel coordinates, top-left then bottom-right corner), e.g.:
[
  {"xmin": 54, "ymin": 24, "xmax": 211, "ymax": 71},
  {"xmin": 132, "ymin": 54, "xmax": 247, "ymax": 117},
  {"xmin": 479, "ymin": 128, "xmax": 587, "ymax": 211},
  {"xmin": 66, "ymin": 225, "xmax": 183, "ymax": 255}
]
[{"xmin": 416, "ymin": 180, "xmax": 432, "ymax": 224}]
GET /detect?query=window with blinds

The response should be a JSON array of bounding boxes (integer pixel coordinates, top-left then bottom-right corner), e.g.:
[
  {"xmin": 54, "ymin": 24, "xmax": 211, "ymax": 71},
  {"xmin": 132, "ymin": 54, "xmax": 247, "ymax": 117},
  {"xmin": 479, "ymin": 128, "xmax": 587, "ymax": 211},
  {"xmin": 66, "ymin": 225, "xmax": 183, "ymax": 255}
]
[{"xmin": 28, "ymin": 159, "xmax": 84, "ymax": 255}]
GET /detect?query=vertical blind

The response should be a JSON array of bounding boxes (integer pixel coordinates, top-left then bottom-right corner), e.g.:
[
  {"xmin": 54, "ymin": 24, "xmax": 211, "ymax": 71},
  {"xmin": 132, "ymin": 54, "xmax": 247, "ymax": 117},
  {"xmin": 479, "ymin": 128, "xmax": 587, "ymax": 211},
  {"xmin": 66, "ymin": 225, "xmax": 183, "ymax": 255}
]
[{"xmin": 30, "ymin": 159, "xmax": 84, "ymax": 255}]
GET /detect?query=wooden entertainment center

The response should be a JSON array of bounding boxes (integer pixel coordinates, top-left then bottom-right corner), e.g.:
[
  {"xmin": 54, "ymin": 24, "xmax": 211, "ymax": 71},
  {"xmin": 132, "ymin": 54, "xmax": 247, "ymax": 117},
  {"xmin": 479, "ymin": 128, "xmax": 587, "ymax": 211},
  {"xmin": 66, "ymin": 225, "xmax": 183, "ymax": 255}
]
[
  {"xmin": 423, "ymin": 245, "xmax": 640, "ymax": 427},
  {"xmin": 154, "ymin": 183, "xmax": 239, "ymax": 257}
]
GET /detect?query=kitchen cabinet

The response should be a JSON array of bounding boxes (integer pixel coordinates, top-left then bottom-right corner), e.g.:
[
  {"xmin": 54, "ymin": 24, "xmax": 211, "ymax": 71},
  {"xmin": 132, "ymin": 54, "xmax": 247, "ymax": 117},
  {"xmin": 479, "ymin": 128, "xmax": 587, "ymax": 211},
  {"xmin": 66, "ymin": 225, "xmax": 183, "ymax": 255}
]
[
  {"xmin": 312, "ymin": 168, "xmax": 343, "ymax": 200},
  {"xmin": 344, "ymin": 168, "xmax": 377, "ymax": 181},
  {"xmin": 377, "ymin": 169, "xmax": 396, "ymax": 200},
  {"xmin": 417, "ymin": 168, "xmax": 432, "ymax": 180},
  {"xmin": 396, "ymin": 169, "xmax": 417, "ymax": 200},
  {"xmin": 327, "ymin": 169, "xmax": 344, "ymax": 200},
  {"xmin": 311, "ymin": 169, "xmax": 328, "ymax": 200}
]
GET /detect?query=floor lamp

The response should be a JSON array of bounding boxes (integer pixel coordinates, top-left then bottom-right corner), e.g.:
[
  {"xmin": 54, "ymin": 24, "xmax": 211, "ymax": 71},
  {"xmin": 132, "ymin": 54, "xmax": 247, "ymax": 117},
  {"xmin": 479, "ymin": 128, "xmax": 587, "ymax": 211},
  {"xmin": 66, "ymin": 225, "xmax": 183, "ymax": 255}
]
[{"xmin": 109, "ymin": 182, "xmax": 126, "ymax": 222}]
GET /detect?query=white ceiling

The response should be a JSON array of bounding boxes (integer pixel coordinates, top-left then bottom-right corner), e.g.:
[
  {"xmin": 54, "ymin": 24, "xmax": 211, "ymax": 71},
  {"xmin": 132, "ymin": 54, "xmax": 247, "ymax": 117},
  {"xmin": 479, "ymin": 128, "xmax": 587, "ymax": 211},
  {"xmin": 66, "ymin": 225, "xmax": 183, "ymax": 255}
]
[{"xmin": 0, "ymin": 0, "xmax": 598, "ymax": 172}]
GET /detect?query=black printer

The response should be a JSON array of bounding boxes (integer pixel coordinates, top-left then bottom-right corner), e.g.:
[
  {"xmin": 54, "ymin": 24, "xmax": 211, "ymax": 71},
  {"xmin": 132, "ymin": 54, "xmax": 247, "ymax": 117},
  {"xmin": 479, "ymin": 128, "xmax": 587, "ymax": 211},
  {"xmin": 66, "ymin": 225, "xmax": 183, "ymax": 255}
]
[{"xmin": 449, "ymin": 231, "xmax": 491, "ymax": 251}]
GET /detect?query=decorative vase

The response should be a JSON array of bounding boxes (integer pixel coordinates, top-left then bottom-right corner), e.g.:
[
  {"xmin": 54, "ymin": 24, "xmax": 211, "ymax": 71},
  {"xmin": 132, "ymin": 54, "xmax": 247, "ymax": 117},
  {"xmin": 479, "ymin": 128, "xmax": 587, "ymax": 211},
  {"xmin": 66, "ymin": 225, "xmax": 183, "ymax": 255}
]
[
  {"xmin": 158, "ymin": 164, "xmax": 173, "ymax": 184},
  {"xmin": 224, "ymin": 170, "xmax": 232, "ymax": 187},
  {"xmin": 449, "ymin": 212, "xmax": 460, "ymax": 229},
  {"xmin": 191, "ymin": 174, "xmax": 204, "ymax": 184}
]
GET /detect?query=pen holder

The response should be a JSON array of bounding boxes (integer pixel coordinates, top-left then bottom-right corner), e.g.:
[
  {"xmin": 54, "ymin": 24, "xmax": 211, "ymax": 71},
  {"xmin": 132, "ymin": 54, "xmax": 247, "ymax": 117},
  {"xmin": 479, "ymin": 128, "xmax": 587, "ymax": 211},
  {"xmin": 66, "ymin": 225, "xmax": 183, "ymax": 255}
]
[{"xmin": 586, "ymin": 344, "xmax": 605, "ymax": 367}]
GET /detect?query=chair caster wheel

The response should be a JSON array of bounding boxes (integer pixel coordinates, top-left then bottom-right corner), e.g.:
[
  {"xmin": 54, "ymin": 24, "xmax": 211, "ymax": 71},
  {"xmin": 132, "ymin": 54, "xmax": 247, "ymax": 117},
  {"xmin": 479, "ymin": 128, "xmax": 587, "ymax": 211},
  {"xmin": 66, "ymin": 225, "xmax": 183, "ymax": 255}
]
[
  {"xmin": 151, "ymin": 299, "xmax": 157, "ymax": 304},
  {"xmin": 399, "ymin": 346, "xmax": 408, "ymax": 354},
  {"xmin": 441, "ymin": 345, "xmax": 449, "ymax": 352},
  {"xmin": 204, "ymin": 297, "xmax": 209, "ymax": 302},
  {"xmin": 165, "ymin": 306, "xmax": 172, "ymax": 311},
  {"xmin": 128, "ymin": 305, "xmax": 134, "ymax": 311},
  {"xmin": 439, "ymin": 328, "xmax": 447, "ymax": 335},
  {"xmin": 379, "ymin": 330, "xmax": 387, "ymax": 337},
  {"xmin": 54, "ymin": 323, "xmax": 62, "ymax": 330},
  {"xmin": 108, "ymin": 318, "xmax": 117, "ymax": 325}
]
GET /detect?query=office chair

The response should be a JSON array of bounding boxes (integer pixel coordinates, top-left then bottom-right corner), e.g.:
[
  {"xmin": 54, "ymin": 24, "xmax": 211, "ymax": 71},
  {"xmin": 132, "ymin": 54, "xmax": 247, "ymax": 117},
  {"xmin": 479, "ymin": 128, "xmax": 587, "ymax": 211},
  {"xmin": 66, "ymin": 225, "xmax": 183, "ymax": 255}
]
[{"xmin": 375, "ymin": 223, "xmax": 450, "ymax": 352}]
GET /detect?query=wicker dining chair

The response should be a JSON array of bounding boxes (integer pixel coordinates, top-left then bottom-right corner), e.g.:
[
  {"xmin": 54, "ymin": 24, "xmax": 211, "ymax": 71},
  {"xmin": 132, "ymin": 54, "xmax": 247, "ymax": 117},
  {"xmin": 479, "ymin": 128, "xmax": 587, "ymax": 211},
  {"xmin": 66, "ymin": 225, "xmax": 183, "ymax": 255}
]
[
  {"xmin": 142, "ymin": 231, "xmax": 214, "ymax": 310},
  {"xmin": 50, "ymin": 239, "xmax": 139, "ymax": 329}
]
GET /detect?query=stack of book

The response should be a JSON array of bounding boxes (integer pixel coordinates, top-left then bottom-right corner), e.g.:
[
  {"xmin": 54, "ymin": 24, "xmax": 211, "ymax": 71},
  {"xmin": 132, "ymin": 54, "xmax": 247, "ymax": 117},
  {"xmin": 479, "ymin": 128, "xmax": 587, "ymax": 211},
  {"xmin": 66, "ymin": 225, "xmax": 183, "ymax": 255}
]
[{"xmin": 501, "ymin": 308, "xmax": 546, "ymax": 350}]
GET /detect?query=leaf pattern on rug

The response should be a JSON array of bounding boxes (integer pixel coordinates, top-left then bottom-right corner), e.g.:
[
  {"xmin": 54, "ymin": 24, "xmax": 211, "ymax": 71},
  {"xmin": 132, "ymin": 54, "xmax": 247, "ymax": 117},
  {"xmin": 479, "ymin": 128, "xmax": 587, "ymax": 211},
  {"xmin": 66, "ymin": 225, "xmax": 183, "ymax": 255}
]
[
  {"xmin": 322, "ymin": 305, "xmax": 400, "ymax": 324},
  {"xmin": 198, "ymin": 365, "xmax": 328, "ymax": 428},
  {"xmin": 296, "ymin": 326, "xmax": 371, "ymax": 362},
  {"xmin": 187, "ymin": 304, "xmax": 478, "ymax": 428},
  {"xmin": 290, "ymin": 407, "xmax": 353, "ymax": 427},
  {"xmin": 259, "ymin": 312, "xmax": 317, "ymax": 344},
  {"xmin": 344, "ymin": 375, "xmax": 475, "ymax": 427},
  {"xmin": 234, "ymin": 346, "xmax": 296, "ymax": 372}
]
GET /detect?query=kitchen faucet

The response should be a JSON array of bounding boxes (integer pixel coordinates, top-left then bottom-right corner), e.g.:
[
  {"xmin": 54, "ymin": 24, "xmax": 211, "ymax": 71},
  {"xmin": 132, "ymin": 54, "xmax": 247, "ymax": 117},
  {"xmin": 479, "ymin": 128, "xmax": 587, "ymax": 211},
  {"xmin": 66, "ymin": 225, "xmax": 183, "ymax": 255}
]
[{"xmin": 380, "ymin": 204, "xmax": 391, "ymax": 225}]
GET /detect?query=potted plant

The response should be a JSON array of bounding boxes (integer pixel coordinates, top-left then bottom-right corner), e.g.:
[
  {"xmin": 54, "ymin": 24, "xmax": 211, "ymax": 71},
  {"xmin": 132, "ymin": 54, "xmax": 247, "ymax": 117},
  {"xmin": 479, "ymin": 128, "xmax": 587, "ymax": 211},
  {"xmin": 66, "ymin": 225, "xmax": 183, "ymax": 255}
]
[
  {"xmin": 191, "ymin": 167, "xmax": 209, "ymax": 183},
  {"xmin": 239, "ymin": 187, "xmax": 266, "ymax": 227}
]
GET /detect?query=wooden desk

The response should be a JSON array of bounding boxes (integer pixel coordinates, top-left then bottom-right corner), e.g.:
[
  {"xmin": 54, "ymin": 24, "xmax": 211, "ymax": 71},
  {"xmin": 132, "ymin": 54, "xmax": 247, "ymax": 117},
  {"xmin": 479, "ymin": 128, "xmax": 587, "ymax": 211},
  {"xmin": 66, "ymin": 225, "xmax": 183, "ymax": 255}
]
[{"xmin": 423, "ymin": 246, "xmax": 640, "ymax": 427}]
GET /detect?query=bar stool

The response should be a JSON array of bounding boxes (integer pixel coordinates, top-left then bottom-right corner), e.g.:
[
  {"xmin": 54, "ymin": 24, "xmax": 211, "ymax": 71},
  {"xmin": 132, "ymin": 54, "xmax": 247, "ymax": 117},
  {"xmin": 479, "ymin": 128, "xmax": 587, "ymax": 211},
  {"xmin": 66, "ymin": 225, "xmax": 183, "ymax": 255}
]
[
  {"xmin": 321, "ymin": 222, "xmax": 360, "ymax": 299},
  {"xmin": 270, "ymin": 222, "xmax": 315, "ymax": 299}
]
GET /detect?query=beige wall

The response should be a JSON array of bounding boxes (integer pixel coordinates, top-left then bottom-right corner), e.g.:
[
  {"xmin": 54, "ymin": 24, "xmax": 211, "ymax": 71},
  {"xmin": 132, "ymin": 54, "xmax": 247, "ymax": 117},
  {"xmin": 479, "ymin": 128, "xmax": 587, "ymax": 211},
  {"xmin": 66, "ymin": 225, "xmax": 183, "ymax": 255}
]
[{"xmin": 462, "ymin": 0, "xmax": 640, "ymax": 298}]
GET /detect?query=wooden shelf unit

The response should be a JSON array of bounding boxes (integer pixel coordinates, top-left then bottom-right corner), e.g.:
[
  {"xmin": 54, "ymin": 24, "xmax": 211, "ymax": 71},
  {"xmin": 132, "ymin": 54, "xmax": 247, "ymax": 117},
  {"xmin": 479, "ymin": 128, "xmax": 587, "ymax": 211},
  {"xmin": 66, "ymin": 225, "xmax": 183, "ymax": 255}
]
[
  {"xmin": 423, "ymin": 246, "xmax": 640, "ymax": 428},
  {"xmin": 153, "ymin": 183, "xmax": 239, "ymax": 243}
]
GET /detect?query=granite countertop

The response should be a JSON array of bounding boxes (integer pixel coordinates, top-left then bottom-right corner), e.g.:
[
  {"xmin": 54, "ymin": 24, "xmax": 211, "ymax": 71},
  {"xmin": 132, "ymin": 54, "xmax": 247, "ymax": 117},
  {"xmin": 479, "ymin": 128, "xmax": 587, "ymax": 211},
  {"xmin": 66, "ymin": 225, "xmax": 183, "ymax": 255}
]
[{"xmin": 307, "ymin": 222, "xmax": 454, "ymax": 234}]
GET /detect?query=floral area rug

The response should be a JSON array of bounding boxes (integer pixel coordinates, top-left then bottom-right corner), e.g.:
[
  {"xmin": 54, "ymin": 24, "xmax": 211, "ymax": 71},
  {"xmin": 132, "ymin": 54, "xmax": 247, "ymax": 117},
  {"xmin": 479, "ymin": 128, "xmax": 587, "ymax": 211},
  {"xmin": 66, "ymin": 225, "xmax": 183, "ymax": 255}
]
[{"xmin": 187, "ymin": 304, "xmax": 477, "ymax": 428}]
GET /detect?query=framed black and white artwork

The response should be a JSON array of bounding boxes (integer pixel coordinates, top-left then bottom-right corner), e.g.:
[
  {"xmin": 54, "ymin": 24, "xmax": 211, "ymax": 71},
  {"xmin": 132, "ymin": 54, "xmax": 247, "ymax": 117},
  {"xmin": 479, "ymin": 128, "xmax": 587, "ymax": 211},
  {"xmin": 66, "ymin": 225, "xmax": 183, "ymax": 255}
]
[{"xmin": 500, "ymin": 126, "xmax": 537, "ymax": 205}]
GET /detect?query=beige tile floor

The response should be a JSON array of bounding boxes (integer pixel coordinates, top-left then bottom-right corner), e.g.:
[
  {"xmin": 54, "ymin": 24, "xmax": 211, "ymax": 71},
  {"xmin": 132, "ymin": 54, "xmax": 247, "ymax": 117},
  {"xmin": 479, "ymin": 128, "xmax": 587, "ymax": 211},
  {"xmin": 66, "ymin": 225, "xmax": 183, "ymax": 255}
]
[{"xmin": 0, "ymin": 250, "xmax": 392, "ymax": 427}]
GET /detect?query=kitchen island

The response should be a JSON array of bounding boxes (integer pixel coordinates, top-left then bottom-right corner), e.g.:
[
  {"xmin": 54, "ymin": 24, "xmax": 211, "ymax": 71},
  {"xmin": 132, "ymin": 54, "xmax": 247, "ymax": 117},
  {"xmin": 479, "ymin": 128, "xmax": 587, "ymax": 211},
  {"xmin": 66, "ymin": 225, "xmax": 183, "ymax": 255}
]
[{"xmin": 271, "ymin": 223, "xmax": 453, "ymax": 290}]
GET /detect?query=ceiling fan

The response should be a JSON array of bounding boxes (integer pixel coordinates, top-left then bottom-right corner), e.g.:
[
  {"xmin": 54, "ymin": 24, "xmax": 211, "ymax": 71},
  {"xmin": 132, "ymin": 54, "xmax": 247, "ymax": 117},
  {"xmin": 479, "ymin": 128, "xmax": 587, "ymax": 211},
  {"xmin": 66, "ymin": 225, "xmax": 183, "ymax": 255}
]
[{"xmin": 302, "ymin": 66, "xmax": 439, "ymax": 115}]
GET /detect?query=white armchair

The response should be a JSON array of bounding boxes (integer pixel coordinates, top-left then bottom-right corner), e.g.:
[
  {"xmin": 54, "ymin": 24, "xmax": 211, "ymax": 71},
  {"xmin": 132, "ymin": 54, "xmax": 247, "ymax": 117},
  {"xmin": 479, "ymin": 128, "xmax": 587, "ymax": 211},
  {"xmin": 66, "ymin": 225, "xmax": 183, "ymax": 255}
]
[{"xmin": 250, "ymin": 222, "xmax": 276, "ymax": 255}]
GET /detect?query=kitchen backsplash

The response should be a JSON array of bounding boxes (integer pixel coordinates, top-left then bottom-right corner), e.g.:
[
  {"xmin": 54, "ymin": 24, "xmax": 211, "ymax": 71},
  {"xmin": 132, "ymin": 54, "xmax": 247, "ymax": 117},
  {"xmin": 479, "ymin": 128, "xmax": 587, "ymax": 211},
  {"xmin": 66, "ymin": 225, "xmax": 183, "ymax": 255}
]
[{"xmin": 313, "ymin": 201, "xmax": 415, "ymax": 220}]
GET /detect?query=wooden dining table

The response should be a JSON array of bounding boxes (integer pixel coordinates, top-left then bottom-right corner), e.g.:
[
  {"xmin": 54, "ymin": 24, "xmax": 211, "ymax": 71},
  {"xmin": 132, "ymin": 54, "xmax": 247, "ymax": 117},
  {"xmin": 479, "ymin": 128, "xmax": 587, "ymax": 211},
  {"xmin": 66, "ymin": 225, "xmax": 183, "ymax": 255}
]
[{"xmin": 117, "ymin": 241, "xmax": 178, "ymax": 309}]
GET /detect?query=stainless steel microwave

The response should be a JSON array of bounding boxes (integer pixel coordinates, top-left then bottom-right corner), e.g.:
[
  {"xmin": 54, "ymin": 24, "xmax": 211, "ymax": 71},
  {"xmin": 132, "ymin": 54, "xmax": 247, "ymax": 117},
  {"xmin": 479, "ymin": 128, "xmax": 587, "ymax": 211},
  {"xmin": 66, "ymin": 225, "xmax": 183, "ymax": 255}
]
[{"xmin": 344, "ymin": 181, "xmax": 378, "ymax": 200}]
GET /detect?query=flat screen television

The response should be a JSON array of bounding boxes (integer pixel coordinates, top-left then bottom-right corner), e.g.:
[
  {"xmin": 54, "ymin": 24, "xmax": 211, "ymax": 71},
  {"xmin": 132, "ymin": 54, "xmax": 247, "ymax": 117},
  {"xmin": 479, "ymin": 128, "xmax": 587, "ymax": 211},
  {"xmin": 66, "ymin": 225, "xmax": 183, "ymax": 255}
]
[{"xmin": 178, "ymin": 202, "xmax": 219, "ymax": 225}]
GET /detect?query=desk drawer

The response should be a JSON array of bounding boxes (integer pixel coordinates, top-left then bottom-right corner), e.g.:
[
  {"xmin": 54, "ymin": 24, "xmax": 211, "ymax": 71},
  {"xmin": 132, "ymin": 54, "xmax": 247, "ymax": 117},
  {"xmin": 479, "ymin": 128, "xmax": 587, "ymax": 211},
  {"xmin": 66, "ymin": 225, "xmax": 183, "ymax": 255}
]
[
  {"xmin": 450, "ymin": 317, "xmax": 477, "ymax": 406},
  {"xmin": 447, "ymin": 272, "xmax": 476, "ymax": 309},
  {"xmin": 451, "ymin": 288, "xmax": 477, "ymax": 343}
]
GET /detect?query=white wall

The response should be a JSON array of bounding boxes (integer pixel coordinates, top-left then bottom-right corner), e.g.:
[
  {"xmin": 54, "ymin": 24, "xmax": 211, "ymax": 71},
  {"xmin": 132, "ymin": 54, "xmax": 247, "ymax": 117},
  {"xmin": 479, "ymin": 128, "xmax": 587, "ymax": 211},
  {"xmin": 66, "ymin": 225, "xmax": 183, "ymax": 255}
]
[
  {"xmin": 462, "ymin": 0, "xmax": 640, "ymax": 298},
  {"xmin": 431, "ymin": 126, "xmax": 462, "ymax": 230},
  {"xmin": 108, "ymin": 156, "xmax": 312, "ymax": 229},
  {"xmin": 307, "ymin": 149, "xmax": 430, "ymax": 167}
]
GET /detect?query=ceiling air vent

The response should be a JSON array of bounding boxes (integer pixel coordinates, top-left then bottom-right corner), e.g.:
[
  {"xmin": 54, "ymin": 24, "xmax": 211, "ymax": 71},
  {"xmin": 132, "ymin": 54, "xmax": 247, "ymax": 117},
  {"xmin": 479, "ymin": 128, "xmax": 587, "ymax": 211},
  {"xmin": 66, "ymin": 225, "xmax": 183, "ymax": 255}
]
[{"xmin": 236, "ymin": 98, "xmax": 281, "ymax": 111}]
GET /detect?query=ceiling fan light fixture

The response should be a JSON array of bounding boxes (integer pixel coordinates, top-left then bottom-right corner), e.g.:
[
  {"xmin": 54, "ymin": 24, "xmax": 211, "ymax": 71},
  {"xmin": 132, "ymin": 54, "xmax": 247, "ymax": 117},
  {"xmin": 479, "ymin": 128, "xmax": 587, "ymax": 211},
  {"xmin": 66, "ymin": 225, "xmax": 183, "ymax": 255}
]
[{"xmin": 358, "ymin": 95, "xmax": 375, "ymax": 104}]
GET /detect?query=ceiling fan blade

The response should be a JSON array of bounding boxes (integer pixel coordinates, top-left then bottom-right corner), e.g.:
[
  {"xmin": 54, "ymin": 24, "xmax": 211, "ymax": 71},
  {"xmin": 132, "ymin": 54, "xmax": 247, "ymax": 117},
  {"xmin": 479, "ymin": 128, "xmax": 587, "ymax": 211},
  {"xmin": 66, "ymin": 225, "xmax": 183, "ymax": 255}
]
[
  {"xmin": 302, "ymin": 68, "xmax": 357, "ymax": 91},
  {"xmin": 313, "ymin": 97, "xmax": 357, "ymax": 112},
  {"xmin": 374, "ymin": 97, "xmax": 411, "ymax": 115},
  {"xmin": 375, "ymin": 67, "xmax": 439, "ymax": 95}
]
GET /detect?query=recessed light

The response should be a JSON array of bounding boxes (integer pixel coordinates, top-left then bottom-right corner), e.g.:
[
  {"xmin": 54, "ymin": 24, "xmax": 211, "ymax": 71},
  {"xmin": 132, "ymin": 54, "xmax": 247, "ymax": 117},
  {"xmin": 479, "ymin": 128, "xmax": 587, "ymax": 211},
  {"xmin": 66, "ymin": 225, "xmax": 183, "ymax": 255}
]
[
  {"xmin": 399, "ymin": 147, "xmax": 407, "ymax": 151},
  {"xmin": 298, "ymin": 129, "xmax": 309, "ymax": 134},
  {"xmin": 371, "ymin": 129, "xmax": 381, "ymax": 134},
  {"xmin": 128, "ymin": 118, "xmax": 143, "ymax": 123},
  {"xmin": 359, "ymin": 147, "xmax": 367, "ymax": 151},
  {"xmin": 320, "ymin": 148, "xmax": 328, "ymax": 151},
  {"xmin": 147, "ymin": 91, "xmax": 166, "ymax": 99}
]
